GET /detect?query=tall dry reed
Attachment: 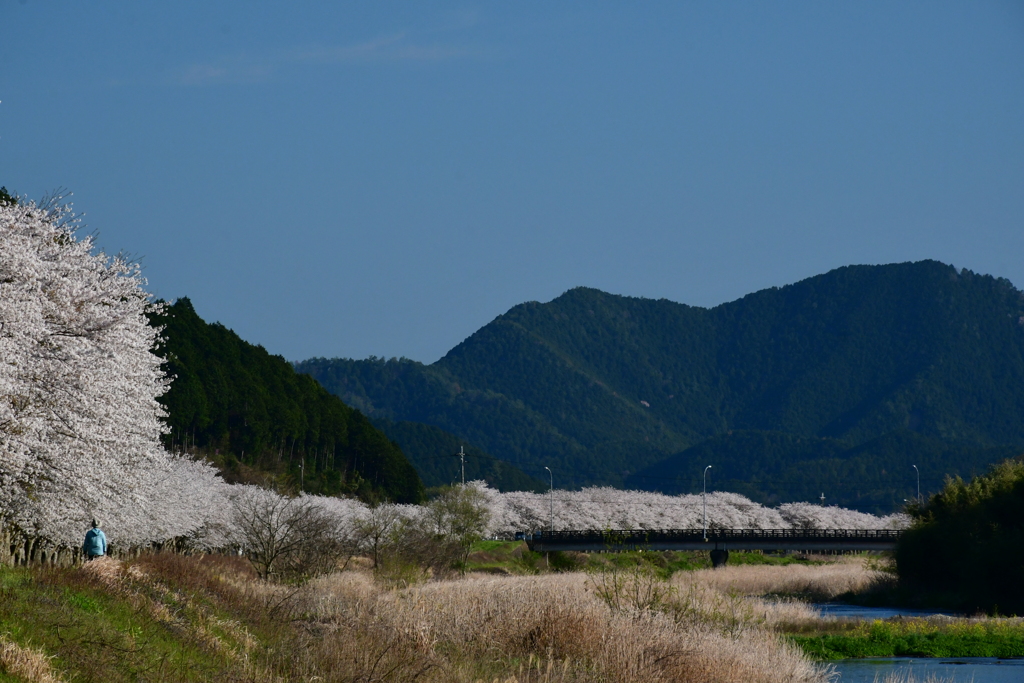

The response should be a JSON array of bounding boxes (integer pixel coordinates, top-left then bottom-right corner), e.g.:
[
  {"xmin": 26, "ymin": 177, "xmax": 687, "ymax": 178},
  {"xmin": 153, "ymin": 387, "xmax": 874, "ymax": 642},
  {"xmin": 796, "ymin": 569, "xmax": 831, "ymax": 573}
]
[
  {"xmin": 674, "ymin": 556, "xmax": 889, "ymax": 601},
  {"xmin": 283, "ymin": 571, "xmax": 833, "ymax": 683},
  {"xmin": 0, "ymin": 634, "xmax": 64, "ymax": 683},
  {"xmin": 63, "ymin": 554, "xmax": 880, "ymax": 682}
]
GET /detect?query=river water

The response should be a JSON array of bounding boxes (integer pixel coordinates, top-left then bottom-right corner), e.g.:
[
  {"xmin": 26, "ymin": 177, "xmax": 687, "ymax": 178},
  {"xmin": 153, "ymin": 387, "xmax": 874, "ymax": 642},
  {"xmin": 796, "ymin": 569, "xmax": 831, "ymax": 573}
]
[
  {"xmin": 812, "ymin": 603, "xmax": 964, "ymax": 620},
  {"xmin": 829, "ymin": 657, "xmax": 1024, "ymax": 682}
]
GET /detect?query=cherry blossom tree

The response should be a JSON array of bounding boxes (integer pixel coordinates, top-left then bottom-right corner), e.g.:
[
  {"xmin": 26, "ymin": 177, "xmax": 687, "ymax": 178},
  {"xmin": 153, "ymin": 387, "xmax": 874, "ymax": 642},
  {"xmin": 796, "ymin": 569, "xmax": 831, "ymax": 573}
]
[
  {"xmin": 0, "ymin": 197, "xmax": 176, "ymax": 550},
  {"xmin": 777, "ymin": 502, "xmax": 909, "ymax": 531}
]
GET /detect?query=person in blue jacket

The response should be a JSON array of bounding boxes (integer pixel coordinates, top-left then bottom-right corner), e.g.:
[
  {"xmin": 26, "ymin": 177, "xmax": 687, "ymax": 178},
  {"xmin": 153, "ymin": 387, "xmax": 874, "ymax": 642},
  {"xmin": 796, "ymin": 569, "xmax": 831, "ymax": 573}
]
[{"xmin": 83, "ymin": 519, "xmax": 107, "ymax": 560}]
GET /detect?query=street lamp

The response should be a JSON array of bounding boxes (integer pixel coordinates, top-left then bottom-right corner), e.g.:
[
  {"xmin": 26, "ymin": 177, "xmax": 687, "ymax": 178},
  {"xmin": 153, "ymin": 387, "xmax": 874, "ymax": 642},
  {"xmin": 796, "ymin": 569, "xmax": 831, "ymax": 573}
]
[
  {"xmin": 544, "ymin": 466, "xmax": 553, "ymax": 531},
  {"xmin": 703, "ymin": 465, "xmax": 712, "ymax": 541},
  {"xmin": 913, "ymin": 465, "xmax": 920, "ymax": 503}
]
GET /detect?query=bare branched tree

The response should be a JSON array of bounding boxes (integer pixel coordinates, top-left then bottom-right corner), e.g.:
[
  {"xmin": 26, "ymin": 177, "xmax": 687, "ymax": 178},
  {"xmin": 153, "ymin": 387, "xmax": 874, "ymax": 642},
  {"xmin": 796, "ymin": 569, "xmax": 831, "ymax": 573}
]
[
  {"xmin": 354, "ymin": 503, "xmax": 403, "ymax": 569},
  {"xmin": 232, "ymin": 488, "xmax": 352, "ymax": 581}
]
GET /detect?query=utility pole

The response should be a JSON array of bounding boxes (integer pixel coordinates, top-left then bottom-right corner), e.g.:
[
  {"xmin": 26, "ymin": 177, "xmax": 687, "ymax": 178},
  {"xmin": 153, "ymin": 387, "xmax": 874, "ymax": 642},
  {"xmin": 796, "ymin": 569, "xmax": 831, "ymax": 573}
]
[
  {"xmin": 913, "ymin": 465, "xmax": 920, "ymax": 502},
  {"xmin": 820, "ymin": 493, "xmax": 825, "ymax": 505},
  {"xmin": 458, "ymin": 446, "xmax": 466, "ymax": 485},
  {"xmin": 299, "ymin": 460, "xmax": 304, "ymax": 492},
  {"xmin": 703, "ymin": 465, "xmax": 712, "ymax": 541},
  {"xmin": 544, "ymin": 466, "xmax": 553, "ymax": 570},
  {"xmin": 544, "ymin": 466, "xmax": 553, "ymax": 531}
]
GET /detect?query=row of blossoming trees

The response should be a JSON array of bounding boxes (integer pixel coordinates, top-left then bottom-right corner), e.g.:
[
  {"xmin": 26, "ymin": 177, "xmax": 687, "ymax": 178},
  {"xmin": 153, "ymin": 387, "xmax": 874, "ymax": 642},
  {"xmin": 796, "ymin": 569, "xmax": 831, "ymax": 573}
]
[
  {"xmin": 0, "ymin": 198, "xmax": 905, "ymax": 568},
  {"xmin": 0, "ymin": 197, "xmax": 228, "ymax": 564}
]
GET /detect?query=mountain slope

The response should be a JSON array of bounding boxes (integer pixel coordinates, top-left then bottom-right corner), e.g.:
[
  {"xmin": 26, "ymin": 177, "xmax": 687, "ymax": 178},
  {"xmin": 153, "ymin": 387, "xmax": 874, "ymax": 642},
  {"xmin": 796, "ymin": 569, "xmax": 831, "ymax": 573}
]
[
  {"xmin": 625, "ymin": 429, "xmax": 1019, "ymax": 514},
  {"xmin": 153, "ymin": 298, "xmax": 424, "ymax": 503},
  {"xmin": 371, "ymin": 418, "xmax": 546, "ymax": 492},
  {"xmin": 297, "ymin": 261, "xmax": 1024, "ymax": 506}
]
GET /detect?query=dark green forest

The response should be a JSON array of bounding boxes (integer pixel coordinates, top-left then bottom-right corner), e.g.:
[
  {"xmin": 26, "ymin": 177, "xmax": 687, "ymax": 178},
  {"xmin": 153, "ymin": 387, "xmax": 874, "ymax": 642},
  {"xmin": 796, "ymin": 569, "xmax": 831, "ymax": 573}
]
[
  {"xmin": 372, "ymin": 418, "xmax": 545, "ymax": 492},
  {"xmin": 896, "ymin": 457, "xmax": 1024, "ymax": 614},
  {"xmin": 296, "ymin": 261, "xmax": 1024, "ymax": 511},
  {"xmin": 152, "ymin": 298, "xmax": 424, "ymax": 503}
]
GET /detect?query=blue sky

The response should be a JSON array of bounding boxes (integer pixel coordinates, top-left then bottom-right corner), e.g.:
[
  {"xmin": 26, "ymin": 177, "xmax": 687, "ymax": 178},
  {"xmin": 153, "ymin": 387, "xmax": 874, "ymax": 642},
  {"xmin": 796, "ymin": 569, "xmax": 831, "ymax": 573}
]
[{"xmin": 2, "ymin": 2, "xmax": 1022, "ymax": 363}]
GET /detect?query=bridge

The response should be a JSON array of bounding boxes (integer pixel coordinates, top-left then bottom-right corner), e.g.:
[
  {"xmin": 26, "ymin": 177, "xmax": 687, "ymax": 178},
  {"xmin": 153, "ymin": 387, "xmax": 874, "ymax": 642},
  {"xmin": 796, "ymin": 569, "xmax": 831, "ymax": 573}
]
[{"xmin": 525, "ymin": 529, "xmax": 902, "ymax": 566}]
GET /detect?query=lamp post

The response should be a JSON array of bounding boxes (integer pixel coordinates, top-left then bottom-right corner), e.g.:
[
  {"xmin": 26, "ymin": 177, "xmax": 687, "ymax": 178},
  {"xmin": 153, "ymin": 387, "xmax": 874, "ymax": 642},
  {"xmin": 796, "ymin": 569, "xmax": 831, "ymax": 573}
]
[
  {"xmin": 544, "ymin": 466, "xmax": 553, "ymax": 531},
  {"xmin": 913, "ymin": 465, "xmax": 920, "ymax": 503},
  {"xmin": 703, "ymin": 465, "xmax": 712, "ymax": 541}
]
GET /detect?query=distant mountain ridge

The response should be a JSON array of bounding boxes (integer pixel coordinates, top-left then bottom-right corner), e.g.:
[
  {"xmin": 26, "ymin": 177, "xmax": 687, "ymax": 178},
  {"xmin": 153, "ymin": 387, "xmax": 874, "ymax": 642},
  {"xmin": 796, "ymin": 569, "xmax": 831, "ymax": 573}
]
[{"xmin": 296, "ymin": 261, "xmax": 1024, "ymax": 510}]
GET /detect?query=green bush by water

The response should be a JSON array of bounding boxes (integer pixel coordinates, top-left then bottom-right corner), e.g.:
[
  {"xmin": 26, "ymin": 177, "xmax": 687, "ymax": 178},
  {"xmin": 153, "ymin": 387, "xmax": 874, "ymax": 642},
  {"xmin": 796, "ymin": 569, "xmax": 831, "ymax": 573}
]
[{"xmin": 790, "ymin": 618, "xmax": 1024, "ymax": 660}]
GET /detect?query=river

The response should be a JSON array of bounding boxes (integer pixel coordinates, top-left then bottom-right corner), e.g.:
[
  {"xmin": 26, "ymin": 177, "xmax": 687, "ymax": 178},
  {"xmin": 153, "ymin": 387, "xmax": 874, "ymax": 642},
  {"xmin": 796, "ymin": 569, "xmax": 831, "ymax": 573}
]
[
  {"xmin": 812, "ymin": 603, "xmax": 963, "ymax": 620},
  {"xmin": 829, "ymin": 657, "xmax": 1024, "ymax": 682}
]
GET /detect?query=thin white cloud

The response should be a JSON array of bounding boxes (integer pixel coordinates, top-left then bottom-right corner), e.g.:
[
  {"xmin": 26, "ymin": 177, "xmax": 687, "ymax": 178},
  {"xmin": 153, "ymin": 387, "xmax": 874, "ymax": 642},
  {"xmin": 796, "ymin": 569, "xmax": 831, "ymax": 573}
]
[
  {"xmin": 175, "ymin": 64, "xmax": 232, "ymax": 87},
  {"xmin": 292, "ymin": 32, "xmax": 473, "ymax": 64},
  {"xmin": 171, "ymin": 55, "xmax": 274, "ymax": 87},
  {"xmin": 169, "ymin": 31, "xmax": 479, "ymax": 87}
]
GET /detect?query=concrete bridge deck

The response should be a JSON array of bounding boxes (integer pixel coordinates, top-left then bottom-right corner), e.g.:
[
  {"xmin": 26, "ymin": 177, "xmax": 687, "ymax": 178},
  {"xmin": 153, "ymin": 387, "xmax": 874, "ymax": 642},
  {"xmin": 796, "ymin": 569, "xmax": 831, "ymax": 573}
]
[{"xmin": 525, "ymin": 528, "xmax": 902, "ymax": 554}]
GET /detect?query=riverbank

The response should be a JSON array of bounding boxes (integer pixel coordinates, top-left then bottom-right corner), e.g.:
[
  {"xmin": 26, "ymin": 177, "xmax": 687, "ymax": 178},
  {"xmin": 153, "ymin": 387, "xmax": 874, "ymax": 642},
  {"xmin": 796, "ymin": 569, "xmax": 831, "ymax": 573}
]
[
  {"xmin": 660, "ymin": 557, "xmax": 1024, "ymax": 661},
  {"xmin": 0, "ymin": 553, "xmax": 828, "ymax": 683},
  {"xmin": 3, "ymin": 549, "xmax": 1017, "ymax": 681},
  {"xmin": 666, "ymin": 564, "xmax": 1024, "ymax": 683}
]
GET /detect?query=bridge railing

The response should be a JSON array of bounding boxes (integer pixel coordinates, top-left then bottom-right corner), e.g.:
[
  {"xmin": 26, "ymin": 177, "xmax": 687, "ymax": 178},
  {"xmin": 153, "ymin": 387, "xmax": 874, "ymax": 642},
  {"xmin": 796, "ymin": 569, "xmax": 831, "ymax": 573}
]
[{"xmin": 529, "ymin": 528, "xmax": 902, "ymax": 543}]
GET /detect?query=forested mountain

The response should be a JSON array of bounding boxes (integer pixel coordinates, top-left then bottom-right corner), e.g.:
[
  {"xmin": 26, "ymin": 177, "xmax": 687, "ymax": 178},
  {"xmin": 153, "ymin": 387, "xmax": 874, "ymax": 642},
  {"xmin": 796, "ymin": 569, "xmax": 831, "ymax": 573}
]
[
  {"xmin": 296, "ymin": 261, "xmax": 1024, "ymax": 511},
  {"xmin": 371, "ymin": 418, "xmax": 546, "ymax": 492},
  {"xmin": 152, "ymin": 299, "xmax": 424, "ymax": 503}
]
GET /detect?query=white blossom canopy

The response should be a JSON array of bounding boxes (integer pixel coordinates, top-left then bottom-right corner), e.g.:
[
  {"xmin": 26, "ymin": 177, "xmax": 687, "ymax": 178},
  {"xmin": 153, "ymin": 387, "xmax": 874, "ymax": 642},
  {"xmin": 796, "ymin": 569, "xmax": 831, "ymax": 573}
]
[{"xmin": 0, "ymin": 198, "xmax": 201, "ymax": 546}]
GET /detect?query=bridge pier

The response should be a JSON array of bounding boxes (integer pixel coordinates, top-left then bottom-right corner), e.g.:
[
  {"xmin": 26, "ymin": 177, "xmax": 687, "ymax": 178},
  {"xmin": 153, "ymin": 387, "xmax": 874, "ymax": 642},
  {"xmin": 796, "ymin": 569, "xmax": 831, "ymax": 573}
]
[{"xmin": 709, "ymin": 548, "xmax": 729, "ymax": 568}]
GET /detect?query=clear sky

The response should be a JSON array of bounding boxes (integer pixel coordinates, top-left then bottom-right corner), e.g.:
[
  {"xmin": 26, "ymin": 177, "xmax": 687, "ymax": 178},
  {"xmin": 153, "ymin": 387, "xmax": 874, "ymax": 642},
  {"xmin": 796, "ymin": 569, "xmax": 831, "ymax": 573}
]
[{"xmin": 2, "ymin": 2, "xmax": 1022, "ymax": 363}]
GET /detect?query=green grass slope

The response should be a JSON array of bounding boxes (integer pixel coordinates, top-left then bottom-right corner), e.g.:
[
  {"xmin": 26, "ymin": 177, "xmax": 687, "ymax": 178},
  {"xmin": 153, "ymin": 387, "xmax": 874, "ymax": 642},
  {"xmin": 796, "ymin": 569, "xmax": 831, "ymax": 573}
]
[{"xmin": 0, "ymin": 556, "xmax": 281, "ymax": 682}]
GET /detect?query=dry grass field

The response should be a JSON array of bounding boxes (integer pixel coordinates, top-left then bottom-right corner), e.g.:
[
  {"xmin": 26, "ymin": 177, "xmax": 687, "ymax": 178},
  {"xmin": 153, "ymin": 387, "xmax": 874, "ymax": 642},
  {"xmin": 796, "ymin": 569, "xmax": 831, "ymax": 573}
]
[
  {"xmin": 4, "ymin": 552, "xmax": 841, "ymax": 683},
  {"xmin": 0, "ymin": 635, "xmax": 64, "ymax": 683},
  {"xmin": 7, "ymin": 551, "xmax": 967, "ymax": 683},
  {"xmin": 673, "ymin": 555, "xmax": 890, "ymax": 602},
  {"xmin": 288, "ymin": 570, "xmax": 831, "ymax": 683}
]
